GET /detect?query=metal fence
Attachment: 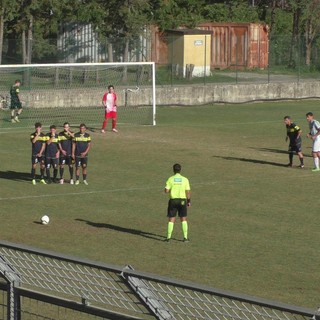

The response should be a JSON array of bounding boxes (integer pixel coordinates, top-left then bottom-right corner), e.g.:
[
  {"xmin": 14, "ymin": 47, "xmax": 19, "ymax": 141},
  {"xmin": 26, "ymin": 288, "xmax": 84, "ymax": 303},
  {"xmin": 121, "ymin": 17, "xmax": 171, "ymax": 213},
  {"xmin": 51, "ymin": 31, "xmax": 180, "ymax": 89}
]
[
  {"xmin": 0, "ymin": 240, "xmax": 316, "ymax": 320},
  {"xmin": 3, "ymin": 30, "xmax": 320, "ymax": 86}
]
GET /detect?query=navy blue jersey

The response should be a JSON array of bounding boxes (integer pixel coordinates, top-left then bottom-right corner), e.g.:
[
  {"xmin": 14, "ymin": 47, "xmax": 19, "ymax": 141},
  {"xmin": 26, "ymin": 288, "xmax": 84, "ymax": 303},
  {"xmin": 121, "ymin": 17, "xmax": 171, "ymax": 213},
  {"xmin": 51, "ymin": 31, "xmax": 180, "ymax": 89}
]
[
  {"xmin": 286, "ymin": 123, "xmax": 301, "ymax": 145},
  {"xmin": 30, "ymin": 132, "xmax": 46, "ymax": 155},
  {"xmin": 73, "ymin": 132, "xmax": 91, "ymax": 156},
  {"xmin": 58, "ymin": 130, "xmax": 73, "ymax": 155},
  {"xmin": 45, "ymin": 133, "xmax": 59, "ymax": 158}
]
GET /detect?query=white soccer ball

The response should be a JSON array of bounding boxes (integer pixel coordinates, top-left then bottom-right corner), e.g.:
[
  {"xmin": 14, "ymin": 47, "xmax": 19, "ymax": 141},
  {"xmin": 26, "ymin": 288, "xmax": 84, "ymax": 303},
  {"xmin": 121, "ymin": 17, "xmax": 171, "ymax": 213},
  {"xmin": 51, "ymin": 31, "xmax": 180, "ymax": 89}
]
[{"xmin": 41, "ymin": 215, "xmax": 50, "ymax": 225}]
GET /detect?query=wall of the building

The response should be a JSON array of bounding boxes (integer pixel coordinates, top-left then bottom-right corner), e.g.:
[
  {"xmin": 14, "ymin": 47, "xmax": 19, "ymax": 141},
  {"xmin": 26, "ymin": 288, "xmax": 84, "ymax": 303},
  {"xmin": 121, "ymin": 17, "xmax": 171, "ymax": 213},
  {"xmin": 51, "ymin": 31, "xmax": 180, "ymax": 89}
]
[{"xmin": 183, "ymin": 34, "xmax": 211, "ymax": 76}]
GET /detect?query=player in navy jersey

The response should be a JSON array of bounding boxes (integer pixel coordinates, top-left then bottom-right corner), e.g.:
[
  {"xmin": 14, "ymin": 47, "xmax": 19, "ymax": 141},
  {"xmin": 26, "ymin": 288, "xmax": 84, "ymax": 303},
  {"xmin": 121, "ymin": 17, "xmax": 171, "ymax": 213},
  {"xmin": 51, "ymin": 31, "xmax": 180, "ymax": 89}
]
[
  {"xmin": 58, "ymin": 122, "xmax": 75, "ymax": 184},
  {"xmin": 72, "ymin": 123, "xmax": 91, "ymax": 185},
  {"xmin": 30, "ymin": 122, "xmax": 47, "ymax": 185},
  {"xmin": 284, "ymin": 116, "xmax": 304, "ymax": 168},
  {"xmin": 45, "ymin": 125, "xmax": 60, "ymax": 183}
]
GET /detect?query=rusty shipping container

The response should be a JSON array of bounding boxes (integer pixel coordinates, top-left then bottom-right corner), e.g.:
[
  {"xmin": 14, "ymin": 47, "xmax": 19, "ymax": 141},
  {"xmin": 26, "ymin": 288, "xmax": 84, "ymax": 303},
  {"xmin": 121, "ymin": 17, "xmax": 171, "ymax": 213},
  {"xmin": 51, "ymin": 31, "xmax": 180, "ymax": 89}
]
[{"xmin": 151, "ymin": 22, "xmax": 269, "ymax": 70}]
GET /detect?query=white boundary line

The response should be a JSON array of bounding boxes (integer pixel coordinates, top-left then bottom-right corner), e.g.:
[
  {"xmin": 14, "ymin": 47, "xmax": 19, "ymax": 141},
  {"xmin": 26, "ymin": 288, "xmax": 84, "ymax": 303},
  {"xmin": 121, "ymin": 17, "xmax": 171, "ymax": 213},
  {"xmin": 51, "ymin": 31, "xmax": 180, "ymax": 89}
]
[
  {"xmin": 0, "ymin": 187, "xmax": 146, "ymax": 201},
  {"xmin": 0, "ymin": 171, "xmax": 315, "ymax": 202},
  {"xmin": 0, "ymin": 182, "xmax": 218, "ymax": 202}
]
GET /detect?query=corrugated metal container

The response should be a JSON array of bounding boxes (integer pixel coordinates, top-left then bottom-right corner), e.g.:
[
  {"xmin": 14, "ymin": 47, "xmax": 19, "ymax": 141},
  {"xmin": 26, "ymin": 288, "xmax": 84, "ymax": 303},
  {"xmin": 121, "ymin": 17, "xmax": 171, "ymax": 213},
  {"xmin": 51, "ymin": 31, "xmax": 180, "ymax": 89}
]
[
  {"xmin": 198, "ymin": 22, "xmax": 269, "ymax": 69},
  {"xmin": 151, "ymin": 26, "xmax": 168, "ymax": 65},
  {"xmin": 151, "ymin": 23, "xmax": 269, "ymax": 69}
]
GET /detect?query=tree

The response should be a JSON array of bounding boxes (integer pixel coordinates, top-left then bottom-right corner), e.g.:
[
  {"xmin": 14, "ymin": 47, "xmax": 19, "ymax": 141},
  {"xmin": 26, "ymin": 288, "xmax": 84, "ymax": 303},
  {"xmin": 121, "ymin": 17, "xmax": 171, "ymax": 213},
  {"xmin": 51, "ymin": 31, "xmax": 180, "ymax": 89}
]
[
  {"xmin": 202, "ymin": 3, "xmax": 229, "ymax": 22},
  {"xmin": 117, "ymin": 0, "xmax": 151, "ymax": 62},
  {"xmin": 287, "ymin": 0, "xmax": 303, "ymax": 68},
  {"xmin": 0, "ymin": 0, "xmax": 21, "ymax": 64},
  {"xmin": 154, "ymin": 0, "xmax": 205, "ymax": 30},
  {"xmin": 228, "ymin": 1, "xmax": 260, "ymax": 22},
  {"xmin": 302, "ymin": 0, "xmax": 320, "ymax": 66},
  {"xmin": 0, "ymin": 0, "xmax": 83, "ymax": 64}
]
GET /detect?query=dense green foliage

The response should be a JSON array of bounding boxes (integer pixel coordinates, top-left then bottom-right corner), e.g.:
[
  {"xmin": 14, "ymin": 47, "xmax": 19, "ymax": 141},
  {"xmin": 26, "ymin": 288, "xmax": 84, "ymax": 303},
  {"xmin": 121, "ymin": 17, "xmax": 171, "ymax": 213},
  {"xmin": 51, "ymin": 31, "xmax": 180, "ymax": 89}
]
[{"xmin": 1, "ymin": 0, "xmax": 320, "ymax": 66}]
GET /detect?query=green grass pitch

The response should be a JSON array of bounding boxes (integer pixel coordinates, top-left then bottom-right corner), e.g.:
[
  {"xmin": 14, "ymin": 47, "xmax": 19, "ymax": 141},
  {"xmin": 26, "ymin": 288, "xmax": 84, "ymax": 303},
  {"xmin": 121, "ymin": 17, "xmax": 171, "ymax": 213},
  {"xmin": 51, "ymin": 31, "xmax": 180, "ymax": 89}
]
[{"xmin": 0, "ymin": 100, "xmax": 319, "ymax": 309}]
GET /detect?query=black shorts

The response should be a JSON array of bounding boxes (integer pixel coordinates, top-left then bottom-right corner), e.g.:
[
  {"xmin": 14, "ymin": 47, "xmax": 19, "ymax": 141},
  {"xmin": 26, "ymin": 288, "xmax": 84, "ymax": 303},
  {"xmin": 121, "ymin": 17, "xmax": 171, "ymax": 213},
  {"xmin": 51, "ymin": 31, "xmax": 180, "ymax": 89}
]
[
  {"xmin": 45, "ymin": 157, "xmax": 59, "ymax": 169},
  {"xmin": 75, "ymin": 156, "xmax": 88, "ymax": 168},
  {"xmin": 289, "ymin": 143, "xmax": 302, "ymax": 153},
  {"xmin": 32, "ymin": 155, "xmax": 45, "ymax": 165},
  {"xmin": 10, "ymin": 100, "xmax": 22, "ymax": 110},
  {"xmin": 167, "ymin": 199, "xmax": 188, "ymax": 218},
  {"xmin": 60, "ymin": 155, "xmax": 73, "ymax": 166}
]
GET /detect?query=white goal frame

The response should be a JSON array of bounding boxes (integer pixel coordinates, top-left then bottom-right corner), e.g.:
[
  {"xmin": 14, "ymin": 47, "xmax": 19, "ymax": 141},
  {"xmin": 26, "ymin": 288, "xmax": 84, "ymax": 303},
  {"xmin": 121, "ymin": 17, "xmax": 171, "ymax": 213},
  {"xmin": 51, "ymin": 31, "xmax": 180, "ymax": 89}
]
[{"xmin": 0, "ymin": 62, "xmax": 157, "ymax": 126}]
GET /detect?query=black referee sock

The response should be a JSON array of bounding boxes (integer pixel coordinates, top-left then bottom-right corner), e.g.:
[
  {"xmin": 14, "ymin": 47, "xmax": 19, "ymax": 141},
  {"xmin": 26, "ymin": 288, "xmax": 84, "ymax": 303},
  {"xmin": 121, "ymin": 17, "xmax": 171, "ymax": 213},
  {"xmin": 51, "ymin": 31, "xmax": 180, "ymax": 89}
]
[
  {"xmin": 60, "ymin": 167, "xmax": 64, "ymax": 179},
  {"xmin": 289, "ymin": 153, "xmax": 293, "ymax": 164},
  {"xmin": 46, "ymin": 169, "xmax": 51, "ymax": 180},
  {"xmin": 40, "ymin": 168, "xmax": 45, "ymax": 179}
]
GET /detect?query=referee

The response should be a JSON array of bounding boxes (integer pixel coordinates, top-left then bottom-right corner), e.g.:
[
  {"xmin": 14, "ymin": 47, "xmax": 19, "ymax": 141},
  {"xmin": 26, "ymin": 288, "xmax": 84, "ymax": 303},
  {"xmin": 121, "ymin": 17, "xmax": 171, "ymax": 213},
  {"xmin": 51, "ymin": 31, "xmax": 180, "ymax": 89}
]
[{"xmin": 164, "ymin": 163, "xmax": 191, "ymax": 242}]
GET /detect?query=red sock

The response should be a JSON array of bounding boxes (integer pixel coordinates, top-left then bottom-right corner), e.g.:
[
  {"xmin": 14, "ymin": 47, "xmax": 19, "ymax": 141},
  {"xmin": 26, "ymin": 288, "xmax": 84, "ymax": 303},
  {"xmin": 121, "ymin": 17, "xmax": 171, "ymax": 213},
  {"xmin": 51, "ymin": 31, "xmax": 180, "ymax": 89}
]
[
  {"xmin": 112, "ymin": 119, "xmax": 116, "ymax": 129},
  {"xmin": 102, "ymin": 119, "xmax": 107, "ymax": 129}
]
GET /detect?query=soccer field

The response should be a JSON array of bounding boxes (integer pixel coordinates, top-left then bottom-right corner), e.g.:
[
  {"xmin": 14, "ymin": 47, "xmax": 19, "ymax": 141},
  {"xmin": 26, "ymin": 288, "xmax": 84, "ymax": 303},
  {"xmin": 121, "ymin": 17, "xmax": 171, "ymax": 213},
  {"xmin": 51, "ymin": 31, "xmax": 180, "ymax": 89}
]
[{"xmin": 0, "ymin": 100, "xmax": 319, "ymax": 309}]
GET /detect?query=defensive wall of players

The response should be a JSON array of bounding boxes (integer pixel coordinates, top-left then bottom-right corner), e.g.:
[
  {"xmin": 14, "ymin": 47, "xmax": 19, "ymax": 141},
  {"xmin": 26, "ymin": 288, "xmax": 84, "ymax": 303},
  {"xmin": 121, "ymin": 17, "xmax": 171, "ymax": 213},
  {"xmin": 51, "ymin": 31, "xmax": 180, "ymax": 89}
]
[{"xmin": 17, "ymin": 81, "xmax": 320, "ymax": 108}]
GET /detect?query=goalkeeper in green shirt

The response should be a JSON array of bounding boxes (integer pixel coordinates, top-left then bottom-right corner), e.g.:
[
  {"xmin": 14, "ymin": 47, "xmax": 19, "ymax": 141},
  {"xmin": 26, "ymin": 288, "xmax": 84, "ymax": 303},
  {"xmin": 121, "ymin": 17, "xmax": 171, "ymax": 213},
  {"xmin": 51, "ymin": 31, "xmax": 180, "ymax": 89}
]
[
  {"xmin": 10, "ymin": 79, "xmax": 22, "ymax": 123},
  {"xmin": 164, "ymin": 163, "xmax": 191, "ymax": 242}
]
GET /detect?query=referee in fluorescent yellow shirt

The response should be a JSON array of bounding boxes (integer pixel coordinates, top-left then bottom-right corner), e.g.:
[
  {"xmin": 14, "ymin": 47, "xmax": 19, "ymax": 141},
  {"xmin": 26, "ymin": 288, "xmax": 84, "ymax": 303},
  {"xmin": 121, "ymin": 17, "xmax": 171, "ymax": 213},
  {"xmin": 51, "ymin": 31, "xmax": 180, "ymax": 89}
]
[{"xmin": 164, "ymin": 163, "xmax": 191, "ymax": 242}]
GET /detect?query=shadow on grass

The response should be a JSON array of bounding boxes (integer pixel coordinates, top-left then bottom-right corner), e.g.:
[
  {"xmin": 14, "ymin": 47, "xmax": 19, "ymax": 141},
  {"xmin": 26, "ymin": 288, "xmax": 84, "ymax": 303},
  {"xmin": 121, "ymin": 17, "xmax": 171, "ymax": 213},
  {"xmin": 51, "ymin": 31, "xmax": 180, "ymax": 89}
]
[
  {"xmin": 250, "ymin": 147, "xmax": 288, "ymax": 154},
  {"xmin": 75, "ymin": 218, "xmax": 166, "ymax": 241},
  {"xmin": 0, "ymin": 170, "xmax": 30, "ymax": 181},
  {"xmin": 251, "ymin": 147, "xmax": 313, "ymax": 158},
  {"xmin": 212, "ymin": 155, "xmax": 286, "ymax": 167}
]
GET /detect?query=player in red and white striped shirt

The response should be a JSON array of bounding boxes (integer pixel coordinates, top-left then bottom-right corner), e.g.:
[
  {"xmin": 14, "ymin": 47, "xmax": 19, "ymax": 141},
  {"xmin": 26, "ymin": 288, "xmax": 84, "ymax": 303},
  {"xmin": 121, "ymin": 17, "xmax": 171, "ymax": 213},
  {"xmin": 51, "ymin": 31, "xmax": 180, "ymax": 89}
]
[{"xmin": 101, "ymin": 85, "xmax": 118, "ymax": 133}]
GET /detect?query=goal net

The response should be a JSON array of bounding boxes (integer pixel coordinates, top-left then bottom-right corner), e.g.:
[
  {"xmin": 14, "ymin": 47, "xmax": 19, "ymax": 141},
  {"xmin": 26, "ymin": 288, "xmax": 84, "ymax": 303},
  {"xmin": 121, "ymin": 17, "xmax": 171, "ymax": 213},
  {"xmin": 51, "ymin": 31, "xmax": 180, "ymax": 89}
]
[{"xmin": 0, "ymin": 62, "xmax": 156, "ymax": 130}]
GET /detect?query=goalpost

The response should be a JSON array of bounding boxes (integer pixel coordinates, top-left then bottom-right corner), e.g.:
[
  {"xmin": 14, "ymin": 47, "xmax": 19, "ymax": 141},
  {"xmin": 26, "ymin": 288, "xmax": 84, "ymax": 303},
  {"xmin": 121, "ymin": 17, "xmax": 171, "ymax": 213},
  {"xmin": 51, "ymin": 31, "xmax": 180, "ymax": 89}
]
[{"xmin": 0, "ymin": 62, "xmax": 156, "ymax": 129}]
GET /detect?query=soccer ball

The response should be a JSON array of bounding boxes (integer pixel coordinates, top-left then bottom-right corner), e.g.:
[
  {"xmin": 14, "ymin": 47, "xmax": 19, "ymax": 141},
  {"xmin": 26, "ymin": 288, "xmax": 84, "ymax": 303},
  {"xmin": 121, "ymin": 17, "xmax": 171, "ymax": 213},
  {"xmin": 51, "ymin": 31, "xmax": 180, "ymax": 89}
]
[{"xmin": 41, "ymin": 215, "xmax": 50, "ymax": 225}]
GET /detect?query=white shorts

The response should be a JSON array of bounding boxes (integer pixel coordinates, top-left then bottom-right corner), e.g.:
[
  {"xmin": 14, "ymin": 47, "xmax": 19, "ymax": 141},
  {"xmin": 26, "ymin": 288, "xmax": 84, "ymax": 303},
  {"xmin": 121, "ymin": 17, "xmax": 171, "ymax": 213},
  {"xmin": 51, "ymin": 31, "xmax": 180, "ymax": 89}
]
[{"xmin": 313, "ymin": 136, "xmax": 320, "ymax": 152}]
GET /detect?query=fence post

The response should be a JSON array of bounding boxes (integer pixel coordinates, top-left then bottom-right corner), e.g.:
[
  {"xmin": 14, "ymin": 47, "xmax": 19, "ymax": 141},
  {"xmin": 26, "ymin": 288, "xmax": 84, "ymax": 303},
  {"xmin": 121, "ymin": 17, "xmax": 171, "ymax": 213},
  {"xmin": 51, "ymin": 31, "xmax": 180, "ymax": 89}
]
[
  {"xmin": 121, "ymin": 265, "xmax": 174, "ymax": 320},
  {"xmin": 0, "ymin": 257, "xmax": 21, "ymax": 320}
]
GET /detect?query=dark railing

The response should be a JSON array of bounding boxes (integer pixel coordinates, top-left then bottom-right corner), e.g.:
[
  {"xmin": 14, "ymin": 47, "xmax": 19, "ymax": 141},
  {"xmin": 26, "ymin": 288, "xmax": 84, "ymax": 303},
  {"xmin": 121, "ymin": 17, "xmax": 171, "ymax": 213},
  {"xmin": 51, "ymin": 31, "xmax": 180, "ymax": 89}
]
[{"xmin": 0, "ymin": 240, "xmax": 316, "ymax": 320}]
